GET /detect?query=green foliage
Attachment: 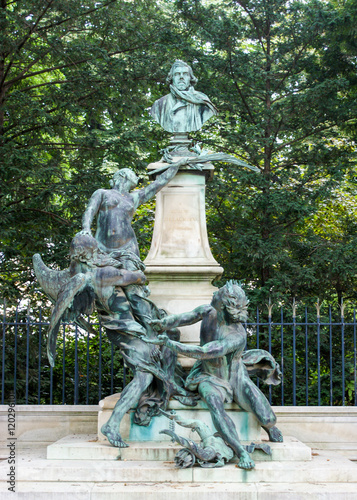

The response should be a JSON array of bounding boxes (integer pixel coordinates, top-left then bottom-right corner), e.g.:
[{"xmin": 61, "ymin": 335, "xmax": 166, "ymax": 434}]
[
  {"xmin": 174, "ymin": 0, "xmax": 357, "ymax": 305},
  {"xmin": 1, "ymin": 0, "xmax": 357, "ymax": 407},
  {"xmin": 2, "ymin": 0, "xmax": 357, "ymax": 305},
  {"xmin": 0, "ymin": 0, "xmax": 186, "ymax": 299}
]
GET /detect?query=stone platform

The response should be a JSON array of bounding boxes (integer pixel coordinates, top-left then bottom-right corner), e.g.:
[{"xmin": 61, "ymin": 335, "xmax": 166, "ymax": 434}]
[
  {"xmin": 47, "ymin": 434, "xmax": 311, "ymax": 462},
  {"xmin": 1, "ymin": 445, "xmax": 356, "ymax": 499},
  {"xmin": 1, "ymin": 404, "xmax": 357, "ymax": 498}
]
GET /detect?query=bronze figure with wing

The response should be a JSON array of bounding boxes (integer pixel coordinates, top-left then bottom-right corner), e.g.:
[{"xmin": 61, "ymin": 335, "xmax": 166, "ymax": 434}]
[{"xmin": 34, "ymin": 232, "xmax": 195, "ymax": 448}]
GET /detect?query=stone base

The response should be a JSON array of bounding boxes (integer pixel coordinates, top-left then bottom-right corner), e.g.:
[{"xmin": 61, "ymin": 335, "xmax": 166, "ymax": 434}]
[
  {"xmin": 2, "ymin": 445, "xmax": 356, "ymax": 499},
  {"xmin": 143, "ymin": 272, "xmax": 221, "ymax": 368},
  {"xmin": 97, "ymin": 394, "xmax": 261, "ymax": 443},
  {"xmin": 2, "ymin": 407, "xmax": 356, "ymax": 500},
  {"xmin": 5, "ymin": 479, "xmax": 357, "ymax": 500},
  {"xmin": 143, "ymin": 169, "xmax": 223, "ymax": 369},
  {"xmin": 3, "ymin": 405, "xmax": 357, "ymax": 460},
  {"xmin": 47, "ymin": 434, "xmax": 311, "ymax": 462}
]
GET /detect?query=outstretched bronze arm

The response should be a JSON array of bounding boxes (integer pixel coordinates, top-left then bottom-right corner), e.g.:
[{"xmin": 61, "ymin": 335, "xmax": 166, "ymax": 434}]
[
  {"xmin": 152, "ymin": 304, "xmax": 211, "ymax": 332},
  {"xmin": 161, "ymin": 336, "xmax": 241, "ymax": 360},
  {"xmin": 134, "ymin": 157, "xmax": 189, "ymax": 208}
]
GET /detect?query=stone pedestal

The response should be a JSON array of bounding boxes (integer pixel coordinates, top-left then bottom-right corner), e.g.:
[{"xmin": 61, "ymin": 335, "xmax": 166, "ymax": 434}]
[
  {"xmin": 97, "ymin": 393, "xmax": 261, "ymax": 443},
  {"xmin": 47, "ymin": 434, "xmax": 311, "ymax": 463},
  {"xmin": 144, "ymin": 162, "xmax": 223, "ymax": 364}
]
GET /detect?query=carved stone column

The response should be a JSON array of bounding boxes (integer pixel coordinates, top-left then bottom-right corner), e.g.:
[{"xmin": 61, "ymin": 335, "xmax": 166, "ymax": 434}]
[{"xmin": 144, "ymin": 157, "xmax": 223, "ymax": 365}]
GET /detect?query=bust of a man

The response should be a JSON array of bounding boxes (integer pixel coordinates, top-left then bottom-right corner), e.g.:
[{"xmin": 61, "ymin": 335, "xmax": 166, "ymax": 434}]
[{"xmin": 150, "ymin": 60, "xmax": 217, "ymax": 133}]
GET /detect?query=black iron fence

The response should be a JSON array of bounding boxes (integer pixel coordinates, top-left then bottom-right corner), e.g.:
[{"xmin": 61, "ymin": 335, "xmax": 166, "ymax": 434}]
[{"xmin": 1, "ymin": 301, "xmax": 356, "ymax": 406}]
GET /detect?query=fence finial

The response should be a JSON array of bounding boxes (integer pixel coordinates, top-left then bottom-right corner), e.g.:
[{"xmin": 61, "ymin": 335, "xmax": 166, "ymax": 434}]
[
  {"xmin": 339, "ymin": 297, "xmax": 346, "ymax": 319},
  {"xmin": 315, "ymin": 298, "xmax": 321, "ymax": 318},
  {"xmin": 292, "ymin": 297, "xmax": 297, "ymax": 318},
  {"xmin": 267, "ymin": 297, "xmax": 273, "ymax": 318}
]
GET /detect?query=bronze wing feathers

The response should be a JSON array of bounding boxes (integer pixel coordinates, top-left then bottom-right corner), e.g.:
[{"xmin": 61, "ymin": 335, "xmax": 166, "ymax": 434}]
[
  {"xmin": 33, "ymin": 254, "xmax": 71, "ymax": 301},
  {"xmin": 47, "ymin": 273, "xmax": 94, "ymax": 367}
]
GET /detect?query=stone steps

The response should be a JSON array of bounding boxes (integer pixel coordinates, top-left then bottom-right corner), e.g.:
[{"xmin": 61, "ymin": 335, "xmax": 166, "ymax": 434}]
[
  {"xmin": 3, "ymin": 451, "xmax": 355, "ymax": 485},
  {"xmin": 2, "ymin": 480, "xmax": 357, "ymax": 500},
  {"xmin": 0, "ymin": 439, "xmax": 356, "ymax": 499},
  {"xmin": 12, "ymin": 457, "xmax": 357, "ymax": 484},
  {"xmin": 307, "ymin": 442, "xmax": 357, "ymax": 460},
  {"xmin": 47, "ymin": 434, "xmax": 311, "ymax": 462}
]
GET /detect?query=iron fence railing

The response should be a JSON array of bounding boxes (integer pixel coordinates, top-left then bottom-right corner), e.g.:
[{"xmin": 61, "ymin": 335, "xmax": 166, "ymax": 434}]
[{"xmin": 1, "ymin": 300, "xmax": 356, "ymax": 406}]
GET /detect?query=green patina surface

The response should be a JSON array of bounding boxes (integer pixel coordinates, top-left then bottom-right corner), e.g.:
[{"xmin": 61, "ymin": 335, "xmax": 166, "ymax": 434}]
[
  {"xmin": 146, "ymin": 280, "xmax": 283, "ymax": 470},
  {"xmin": 33, "ymin": 61, "xmax": 283, "ymax": 471},
  {"xmin": 150, "ymin": 60, "xmax": 217, "ymax": 133}
]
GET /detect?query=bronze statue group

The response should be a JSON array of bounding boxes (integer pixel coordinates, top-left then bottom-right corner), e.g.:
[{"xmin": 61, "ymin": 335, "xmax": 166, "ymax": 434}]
[{"xmin": 34, "ymin": 61, "xmax": 283, "ymax": 471}]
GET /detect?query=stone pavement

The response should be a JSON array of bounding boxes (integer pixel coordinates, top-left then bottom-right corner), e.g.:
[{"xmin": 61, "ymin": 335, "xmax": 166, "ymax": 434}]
[{"xmin": 0, "ymin": 436, "xmax": 356, "ymax": 499}]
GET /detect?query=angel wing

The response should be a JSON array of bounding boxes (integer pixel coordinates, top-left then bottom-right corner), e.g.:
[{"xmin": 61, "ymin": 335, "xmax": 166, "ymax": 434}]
[
  {"xmin": 33, "ymin": 254, "xmax": 97, "ymax": 364},
  {"xmin": 33, "ymin": 254, "xmax": 71, "ymax": 301},
  {"xmin": 47, "ymin": 273, "xmax": 94, "ymax": 367}
]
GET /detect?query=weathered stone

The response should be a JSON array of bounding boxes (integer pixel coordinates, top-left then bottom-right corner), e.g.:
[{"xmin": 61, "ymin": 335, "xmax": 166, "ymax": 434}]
[{"xmin": 97, "ymin": 396, "xmax": 261, "ymax": 443}]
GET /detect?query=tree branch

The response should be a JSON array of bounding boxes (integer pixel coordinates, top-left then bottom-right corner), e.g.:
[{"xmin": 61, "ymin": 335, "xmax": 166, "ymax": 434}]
[
  {"xmin": 1, "ymin": 0, "xmax": 56, "ymax": 86},
  {"xmin": 20, "ymin": 208, "xmax": 71, "ymax": 225},
  {"xmin": 4, "ymin": 41, "xmax": 156, "ymax": 90},
  {"xmin": 236, "ymin": 0, "xmax": 267, "ymax": 55},
  {"xmin": 19, "ymin": 79, "xmax": 67, "ymax": 92},
  {"xmin": 275, "ymin": 121, "xmax": 344, "ymax": 152},
  {"xmin": 228, "ymin": 51, "xmax": 257, "ymax": 125},
  {"xmin": 2, "ymin": 193, "xmax": 44, "ymax": 209},
  {"xmin": 273, "ymin": 41, "xmax": 315, "ymax": 95},
  {"xmin": 36, "ymin": 0, "xmax": 118, "ymax": 32},
  {"xmin": 3, "ymin": 85, "xmax": 104, "ymax": 141}
]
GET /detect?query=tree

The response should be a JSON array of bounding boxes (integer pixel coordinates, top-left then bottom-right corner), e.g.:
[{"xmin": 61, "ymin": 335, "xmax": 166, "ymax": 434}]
[
  {"xmin": 0, "ymin": 0, "xmax": 189, "ymax": 300},
  {"xmin": 2, "ymin": 0, "xmax": 357, "ymax": 306},
  {"xmin": 174, "ymin": 0, "xmax": 357, "ymax": 305},
  {"xmin": 1, "ymin": 0, "xmax": 356, "ymax": 407}
]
